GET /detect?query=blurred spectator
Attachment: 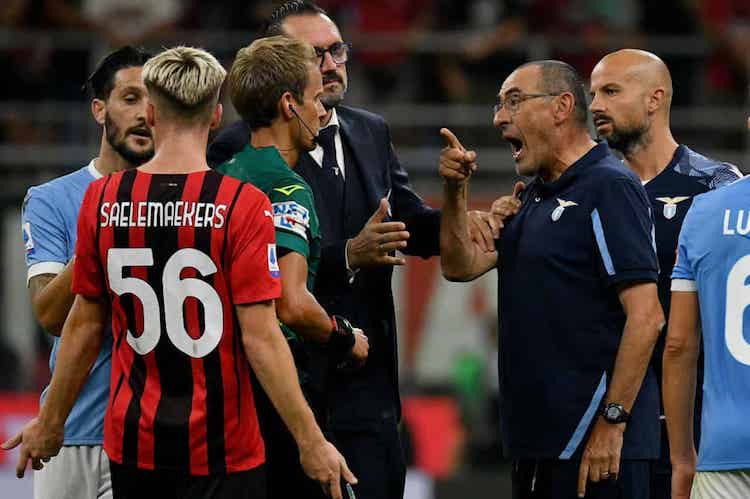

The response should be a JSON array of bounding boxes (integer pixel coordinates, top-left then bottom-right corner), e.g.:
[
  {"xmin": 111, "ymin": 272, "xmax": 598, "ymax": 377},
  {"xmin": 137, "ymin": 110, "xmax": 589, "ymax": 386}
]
[
  {"xmin": 698, "ymin": 0, "xmax": 750, "ymax": 104},
  {"xmin": 419, "ymin": 0, "xmax": 528, "ymax": 104},
  {"xmin": 181, "ymin": 0, "xmax": 268, "ymax": 31},
  {"xmin": 322, "ymin": 0, "xmax": 432, "ymax": 102},
  {"xmin": 80, "ymin": 0, "xmax": 184, "ymax": 48},
  {"xmin": 639, "ymin": 0, "xmax": 700, "ymax": 105},
  {"xmin": 0, "ymin": 0, "xmax": 53, "ymax": 101},
  {"xmin": 527, "ymin": 0, "xmax": 642, "ymax": 79}
]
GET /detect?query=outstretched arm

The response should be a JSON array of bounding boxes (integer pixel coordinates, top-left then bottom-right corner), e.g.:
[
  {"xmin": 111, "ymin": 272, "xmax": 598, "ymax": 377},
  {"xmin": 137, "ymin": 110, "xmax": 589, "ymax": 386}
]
[
  {"xmin": 237, "ymin": 301, "xmax": 356, "ymax": 499},
  {"xmin": 438, "ymin": 128, "xmax": 497, "ymax": 281},
  {"xmin": 2, "ymin": 294, "xmax": 108, "ymax": 477}
]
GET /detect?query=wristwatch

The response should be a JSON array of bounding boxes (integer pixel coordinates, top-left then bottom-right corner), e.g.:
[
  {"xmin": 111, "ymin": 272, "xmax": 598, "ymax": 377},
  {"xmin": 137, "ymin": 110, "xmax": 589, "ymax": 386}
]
[{"xmin": 601, "ymin": 403, "xmax": 630, "ymax": 424}]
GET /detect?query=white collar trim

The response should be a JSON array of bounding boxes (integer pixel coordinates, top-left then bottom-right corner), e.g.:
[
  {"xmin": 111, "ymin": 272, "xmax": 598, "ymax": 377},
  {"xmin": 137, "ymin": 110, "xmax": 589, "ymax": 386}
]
[
  {"xmin": 87, "ymin": 158, "xmax": 104, "ymax": 179},
  {"xmin": 323, "ymin": 108, "xmax": 340, "ymax": 130}
]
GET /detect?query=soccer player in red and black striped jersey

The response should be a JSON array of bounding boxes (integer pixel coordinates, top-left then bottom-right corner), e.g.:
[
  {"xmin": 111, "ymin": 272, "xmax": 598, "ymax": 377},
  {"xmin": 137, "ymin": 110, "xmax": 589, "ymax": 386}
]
[{"xmin": 5, "ymin": 46, "xmax": 355, "ymax": 499}]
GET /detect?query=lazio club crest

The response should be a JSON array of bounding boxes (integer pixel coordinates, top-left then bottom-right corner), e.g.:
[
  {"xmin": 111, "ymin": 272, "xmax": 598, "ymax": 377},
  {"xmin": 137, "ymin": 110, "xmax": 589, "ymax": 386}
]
[
  {"xmin": 551, "ymin": 198, "xmax": 578, "ymax": 222},
  {"xmin": 655, "ymin": 196, "xmax": 690, "ymax": 220}
]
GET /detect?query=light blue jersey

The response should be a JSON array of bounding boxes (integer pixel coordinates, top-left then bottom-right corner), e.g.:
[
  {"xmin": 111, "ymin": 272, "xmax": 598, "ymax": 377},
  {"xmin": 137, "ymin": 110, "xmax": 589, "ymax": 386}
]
[
  {"xmin": 22, "ymin": 159, "xmax": 112, "ymax": 445},
  {"xmin": 672, "ymin": 175, "xmax": 750, "ymax": 471}
]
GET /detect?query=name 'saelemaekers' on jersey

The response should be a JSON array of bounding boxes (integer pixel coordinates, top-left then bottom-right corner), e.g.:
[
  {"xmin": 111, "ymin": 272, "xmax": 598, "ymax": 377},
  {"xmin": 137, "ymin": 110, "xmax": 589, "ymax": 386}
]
[{"xmin": 99, "ymin": 201, "xmax": 228, "ymax": 228}]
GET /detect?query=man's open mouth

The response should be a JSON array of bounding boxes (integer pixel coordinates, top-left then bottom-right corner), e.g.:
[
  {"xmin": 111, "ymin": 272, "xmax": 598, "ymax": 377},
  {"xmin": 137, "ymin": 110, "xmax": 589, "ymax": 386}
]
[
  {"xmin": 506, "ymin": 136, "xmax": 524, "ymax": 160},
  {"xmin": 129, "ymin": 128, "xmax": 152, "ymax": 139}
]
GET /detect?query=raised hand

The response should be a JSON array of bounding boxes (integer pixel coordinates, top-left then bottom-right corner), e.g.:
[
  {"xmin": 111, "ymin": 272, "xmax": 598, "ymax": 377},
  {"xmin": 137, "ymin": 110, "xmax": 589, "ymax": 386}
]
[
  {"xmin": 346, "ymin": 198, "xmax": 410, "ymax": 269},
  {"xmin": 439, "ymin": 128, "xmax": 477, "ymax": 185},
  {"xmin": 490, "ymin": 181, "xmax": 525, "ymax": 221}
]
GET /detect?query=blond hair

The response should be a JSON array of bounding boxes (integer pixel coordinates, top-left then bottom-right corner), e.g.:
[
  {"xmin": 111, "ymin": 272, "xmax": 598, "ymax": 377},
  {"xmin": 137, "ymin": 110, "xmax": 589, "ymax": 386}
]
[
  {"xmin": 228, "ymin": 36, "xmax": 316, "ymax": 129},
  {"xmin": 142, "ymin": 46, "xmax": 226, "ymax": 123}
]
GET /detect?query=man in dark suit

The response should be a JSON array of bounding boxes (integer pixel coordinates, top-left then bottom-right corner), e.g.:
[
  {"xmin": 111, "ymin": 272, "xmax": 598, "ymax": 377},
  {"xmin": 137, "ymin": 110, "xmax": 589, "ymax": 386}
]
[{"xmin": 208, "ymin": 3, "xmax": 496, "ymax": 498}]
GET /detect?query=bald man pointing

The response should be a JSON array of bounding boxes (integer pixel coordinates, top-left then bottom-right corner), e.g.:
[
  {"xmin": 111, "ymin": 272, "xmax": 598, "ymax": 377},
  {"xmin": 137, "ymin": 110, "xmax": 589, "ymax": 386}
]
[{"xmin": 590, "ymin": 49, "xmax": 742, "ymax": 499}]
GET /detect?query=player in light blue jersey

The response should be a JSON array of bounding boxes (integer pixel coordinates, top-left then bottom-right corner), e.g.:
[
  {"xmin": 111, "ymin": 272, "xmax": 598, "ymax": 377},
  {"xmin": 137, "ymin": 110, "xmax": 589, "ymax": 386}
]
[
  {"xmin": 664, "ymin": 173, "xmax": 750, "ymax": 499},
  {"xmin": 10, "ymin": 46, "xmax": 153, "ymax": 499},
  {"xmin": 590, "ymin": 49, "xmax": 743, "ymax": 499}
]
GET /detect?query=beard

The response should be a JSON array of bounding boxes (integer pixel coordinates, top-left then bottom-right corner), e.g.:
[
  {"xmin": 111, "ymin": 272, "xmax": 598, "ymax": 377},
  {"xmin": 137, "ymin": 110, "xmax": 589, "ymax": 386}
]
[
  {"xmin": 321, "ymin": 71, "xmax": 347, "ymax": 110},
  {"xmin": 105, "ymin": 113, "xmax": 154, "ymax": 167},
  {"xmin": 603, "ymin": 121, "xmax": 651, "ymax": 156}
]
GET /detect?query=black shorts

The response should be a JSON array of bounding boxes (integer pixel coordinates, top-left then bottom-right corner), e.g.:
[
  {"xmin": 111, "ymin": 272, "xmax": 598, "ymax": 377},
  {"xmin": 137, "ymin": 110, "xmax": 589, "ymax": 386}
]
[
  {"xmin": 110, "ymin": 461, "xmax": 266, "ymax": 499},
  {"xmin": 512, "ymin": 458, "xmax": 652, "ymax": 499}
]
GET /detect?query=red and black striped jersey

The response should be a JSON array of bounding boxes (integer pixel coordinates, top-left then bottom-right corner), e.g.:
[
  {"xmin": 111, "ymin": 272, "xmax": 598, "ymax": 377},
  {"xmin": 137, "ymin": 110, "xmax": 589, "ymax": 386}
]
[{"xmin": 72, "ymin": 168, "xmax": 281, "ymax": 475}]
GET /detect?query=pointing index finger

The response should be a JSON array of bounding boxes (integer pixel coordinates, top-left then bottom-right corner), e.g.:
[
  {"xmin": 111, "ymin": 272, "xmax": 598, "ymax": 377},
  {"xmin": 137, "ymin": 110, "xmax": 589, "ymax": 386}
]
[{"xmin": 440, "ymin": 128, "xmax": 465, "ymax": 152}]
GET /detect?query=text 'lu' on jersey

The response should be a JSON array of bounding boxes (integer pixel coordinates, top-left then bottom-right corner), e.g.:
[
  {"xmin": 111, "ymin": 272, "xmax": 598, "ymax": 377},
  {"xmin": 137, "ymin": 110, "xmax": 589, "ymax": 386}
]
[
  {"xmin": 672, "ymin": 175, "xmax": 750, "ymax": 471},
  {"xmin": 72, "ymin": 168, "xmax": 281, "ymax": 474}
]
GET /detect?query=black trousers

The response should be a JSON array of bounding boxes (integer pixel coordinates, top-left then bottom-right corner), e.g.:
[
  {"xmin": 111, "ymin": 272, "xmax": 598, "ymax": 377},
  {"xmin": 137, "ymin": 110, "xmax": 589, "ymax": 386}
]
[
  {"xmin": 330, "ymin": 420, "xmax": 407, "ymax": 499},
  {"xmin": 512, "ymin": 458, "xmax": 652, "ymax": 499},
  {"xmin": 110, "ymin": 461, "xmax": 265, "ymax": 499},
  {"xmin": 650, "ymin": 419, "xmax": 671, "ymax": 499}
]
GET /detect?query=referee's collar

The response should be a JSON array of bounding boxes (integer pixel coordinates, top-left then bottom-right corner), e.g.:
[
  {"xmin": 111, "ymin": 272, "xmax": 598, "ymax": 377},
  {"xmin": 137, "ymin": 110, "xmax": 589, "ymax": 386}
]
[{"xmin": 535, "ymin": 142, "xmax": 609, "ymax": 197}]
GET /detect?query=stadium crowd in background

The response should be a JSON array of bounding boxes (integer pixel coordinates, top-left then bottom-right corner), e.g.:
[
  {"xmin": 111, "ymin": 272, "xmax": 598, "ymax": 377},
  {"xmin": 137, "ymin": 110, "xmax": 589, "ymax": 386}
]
[{"xmin": 1, "ymin": 1, "xmax": 750, "ymax": 499}]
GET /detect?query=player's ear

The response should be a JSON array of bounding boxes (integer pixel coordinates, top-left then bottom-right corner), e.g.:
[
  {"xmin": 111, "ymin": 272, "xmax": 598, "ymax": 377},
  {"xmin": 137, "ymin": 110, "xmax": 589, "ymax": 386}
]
[
  {"xmin": 146, "ymin": 102, "xmax": 155, "ymax": 128},
  {"xmin": 280, "ymin": 92, "xmax": 295, "ymax": 120},
  {"xmin": 553, "ymin": 92, "xmax": 575, "ymax": 125},
  {"xmin": 648, "ymin": 87, "xmax": 665, "ymax": 114},
  {"xmin": 91, "ymin": 99, "xmax": 106, "ymax": 126},
  {"xmin": 209, "ymin": 103, "xmax": 223, "ymax": 130}
]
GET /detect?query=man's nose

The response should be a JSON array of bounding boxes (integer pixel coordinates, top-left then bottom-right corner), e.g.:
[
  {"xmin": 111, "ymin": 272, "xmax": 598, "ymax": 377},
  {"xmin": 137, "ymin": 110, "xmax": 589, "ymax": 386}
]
[{"xmin": 320, "ymin": 51, "xmax": 337, "ymax": 73}]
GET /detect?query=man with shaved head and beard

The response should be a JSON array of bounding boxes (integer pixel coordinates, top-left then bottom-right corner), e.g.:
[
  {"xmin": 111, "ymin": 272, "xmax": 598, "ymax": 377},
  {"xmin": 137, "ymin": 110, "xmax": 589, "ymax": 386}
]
[
  {"xmin": 440, "ymin": 60, "xmax": 665, "ymax": 499},
  {"xmin": 590, "ymin": 49, "xmax": 742, "ymax": 499}
]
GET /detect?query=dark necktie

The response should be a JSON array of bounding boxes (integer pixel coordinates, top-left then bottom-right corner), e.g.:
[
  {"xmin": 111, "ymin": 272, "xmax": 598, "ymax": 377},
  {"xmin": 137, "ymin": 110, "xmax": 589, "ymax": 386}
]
[{"xmin": 317, "ymin": 125, "xmax": 344, "ymax": 235}]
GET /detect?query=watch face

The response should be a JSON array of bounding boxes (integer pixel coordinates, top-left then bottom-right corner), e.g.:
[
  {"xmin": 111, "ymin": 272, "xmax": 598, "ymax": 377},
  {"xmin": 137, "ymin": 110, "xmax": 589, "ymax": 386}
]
[{"xmin": 605, "ymin": 406, "xmax": 621, "ymax": 420}]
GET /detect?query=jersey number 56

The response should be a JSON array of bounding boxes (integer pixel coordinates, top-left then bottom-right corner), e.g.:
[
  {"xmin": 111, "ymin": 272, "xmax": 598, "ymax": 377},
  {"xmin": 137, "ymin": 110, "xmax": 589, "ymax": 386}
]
[{"xmin": 107, "ymin": 248, "xmax": 223, "ymax": 358}]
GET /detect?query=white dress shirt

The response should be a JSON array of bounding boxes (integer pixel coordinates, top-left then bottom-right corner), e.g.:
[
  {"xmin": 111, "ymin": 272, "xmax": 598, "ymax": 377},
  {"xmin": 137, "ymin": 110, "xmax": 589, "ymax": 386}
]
[{"xmin": 308, "ymin": 108, "xmax": 346, "ymax": 179}]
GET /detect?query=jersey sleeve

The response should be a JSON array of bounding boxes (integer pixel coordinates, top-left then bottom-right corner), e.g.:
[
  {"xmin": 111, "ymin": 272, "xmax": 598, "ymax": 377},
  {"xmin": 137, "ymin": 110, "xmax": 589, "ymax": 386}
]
[
  {"xmin": 710, "ymin": 162, "xmax": 743, "ymax": 189},
  {"xmin": 227, "ymin": 185, "xmax": 282, "ymax": 305},
  {"xmin": 671, "ymin": 201, "xmax": 698, "ymax": 292},
  {"xmin": 592, "ymin": 177, "xmax": 659, "ymax": 287},
  {"xmin": 71, "ymin": 181, "xmax": 106, "ymax": 298},
  {"xmin": 268, "ymin": 181, "xmax": 314, "ymax": 259},
  {"xmin": 21, "ymin": 187, "xmax": 68, "ymax": 283}
]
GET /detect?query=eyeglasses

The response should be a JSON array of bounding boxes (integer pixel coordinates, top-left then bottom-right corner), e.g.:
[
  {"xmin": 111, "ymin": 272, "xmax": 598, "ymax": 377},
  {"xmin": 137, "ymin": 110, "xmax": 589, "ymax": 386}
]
[
  {"xmin": 493, "ymin": 92, "xmax": 560, "ymax": 115},
  {"xmin": 314, "ymin": 42, "xmax": 351, "ymax": 68}
]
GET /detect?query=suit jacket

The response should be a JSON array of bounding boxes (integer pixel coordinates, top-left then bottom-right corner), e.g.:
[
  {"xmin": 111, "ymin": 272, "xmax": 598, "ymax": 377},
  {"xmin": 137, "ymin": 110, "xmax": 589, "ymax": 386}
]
[{"xmin": 208, "ymin": 105, "xmax": 441, "ymax": 430}]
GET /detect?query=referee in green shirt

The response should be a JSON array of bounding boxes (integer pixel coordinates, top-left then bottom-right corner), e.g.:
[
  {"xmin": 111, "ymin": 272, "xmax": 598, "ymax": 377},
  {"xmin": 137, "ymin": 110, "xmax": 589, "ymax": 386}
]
[{"xmin": 217, "ymin": 36, "xmax": 368, "ymax": 499}]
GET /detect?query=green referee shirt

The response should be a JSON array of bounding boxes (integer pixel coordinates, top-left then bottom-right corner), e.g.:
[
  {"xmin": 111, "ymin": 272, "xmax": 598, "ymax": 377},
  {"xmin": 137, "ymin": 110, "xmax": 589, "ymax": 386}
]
[{"xmin": 217, "ymin": 144, "xmax": 322, "ymax": 342}]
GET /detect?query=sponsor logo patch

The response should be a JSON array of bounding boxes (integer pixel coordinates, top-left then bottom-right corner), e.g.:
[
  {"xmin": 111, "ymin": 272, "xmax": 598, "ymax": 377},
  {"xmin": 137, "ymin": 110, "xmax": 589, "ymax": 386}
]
[
  {"xmin": 23, "ymin": 222, "xmax": 34, "ymax": 254},
  {"xmin": 656, "ymin": 196, "xmax": 690, "ymax": 220},
  {"xmin": 268, "ymin": 244, "xmax": 280, "ymax": 278},
  {"xmin": 272, "ymin": 201, "xmax": 309, "ymax": 240},
  {"xmin": 551, "ymin": 198, "xmax": 578, "ymax": 222},
  {"xmin": 273, "ymin": 184, "xmax": 306, "ymax": 197}
]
